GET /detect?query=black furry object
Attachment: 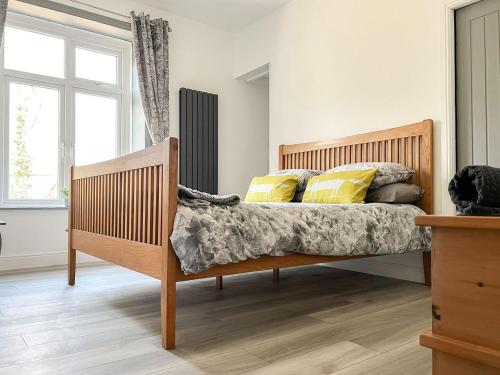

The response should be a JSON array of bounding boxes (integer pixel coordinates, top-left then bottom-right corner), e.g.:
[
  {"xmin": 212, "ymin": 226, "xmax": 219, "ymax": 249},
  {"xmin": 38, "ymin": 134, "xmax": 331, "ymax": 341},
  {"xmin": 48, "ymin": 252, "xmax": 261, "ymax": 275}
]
[{"xmin": 449, "ymin": 165, "xmax": 500, "ymax": 216}]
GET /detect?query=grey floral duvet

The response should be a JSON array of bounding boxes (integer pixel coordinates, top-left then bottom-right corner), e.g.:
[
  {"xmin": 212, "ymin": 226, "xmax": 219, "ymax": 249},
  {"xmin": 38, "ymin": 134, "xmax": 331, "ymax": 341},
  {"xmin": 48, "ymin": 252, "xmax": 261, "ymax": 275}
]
[{"xmin": 170, "ymin": 200, "xmax": 431, "ymax": 274}]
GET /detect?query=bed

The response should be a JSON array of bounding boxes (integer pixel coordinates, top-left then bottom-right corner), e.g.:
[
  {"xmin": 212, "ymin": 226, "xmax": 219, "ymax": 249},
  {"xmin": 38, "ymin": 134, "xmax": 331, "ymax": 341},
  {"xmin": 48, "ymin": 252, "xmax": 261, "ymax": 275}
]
[{"xmin": 67, "ymin": 119, "xmax": 433, "ymax": 350}]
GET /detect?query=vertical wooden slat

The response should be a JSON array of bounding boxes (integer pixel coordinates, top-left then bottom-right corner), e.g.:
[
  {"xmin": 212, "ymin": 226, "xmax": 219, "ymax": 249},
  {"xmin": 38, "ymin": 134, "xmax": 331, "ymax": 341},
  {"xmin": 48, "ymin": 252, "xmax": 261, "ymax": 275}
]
[
  {"xmin": 110, "ymin": 173, "xmax": 115, "ymax": 237},
  {"xmin": 87, "ymin": 178, "xmax": 91, "ymax": 233},
  {"xmin": 97, "ymin": 175, "xmax": 101, "ymax": 234},
  {"xmin": 82, "ymin": 179, "xmax": 85, "ymax": 230},
  {"xmin": 396, "ymin": 139, "xmax": 401, "ymax": 163},
  {"xmin": 119, "ymin": 172, "xmax": 123, "ymax": 238},
  {"xmin": 409, "ymin": 137, "xmax": 414, "ymax": 170},
  {"xmin": 89, "ymin": 178, "xmax": 93, "ymax": 232},
  {"xmin": 133, "ymin": 169, "xmax": 138, "ymax": 241},
  {"xmin": 103, "ymin": 175, "xmax": 107, "ymax": 235},
  {"xmin": 152, "ymin": 166, "xmax": 158, "ymax": 245},
  {"xmin": 146, "ymin": 167, "xmax": 152, "ymax": 244},
  {"xmin": 118, "ymin": 172, "xmax": 122, "ymax": 237},
  {"xmin": 86, "ymin": 178, "xmax": 90, "ymax": 233},
  {"xmin": 402, "ymin": 138, "xmax": 407, "ymax": 164},
  {"xmin": 74, "ymin": 180, "xmax": 78, "ymax": 230},
  {"xmin": 109, "ymin": 174, "xmax": 112, "ymax": 236},
  {"xmin": 416, "ymin": 136, "xmax": 421, "ymax": 186},
  {"xmin": 140, "ymin": 169, "xmax": 146, "ymax": 243},
  {"xmin": 94, "ymin": 177, "xmax": 98, "ymax": 233},
  {"xmin": 86, "ymin": 178, "xmax": 90, "ymax": 232},
  {"xmin": 95, "ymin": 176, "xmax": 99, "ymax": 233},
  {"xmin": 99, "ymin": 175, "xmax": 103, "ymax": 234},
  {"xmin": 374, "ymin": 142, "xmax": 380, "ymax": 162},
  {"xmin": 158, "ymin": 166, "xmax": 163, "ymax": 245},
  {"xmin": 107, "ymin": 174, "xmax": 112, "ymax": 236},
  {"xmin": 131, "ymin": 170, "xmax": 135, "ymax": 241},
  {"xmin": 124, "ymin": 171, "xmax": 128, "ymax": 239},
  {"xmin": 75, "ymin": 180, "xmax": 79, "ymax": 230},
  {"xmin": 95, "ymin": 177, "xmax": 98, "ymax": 234}
]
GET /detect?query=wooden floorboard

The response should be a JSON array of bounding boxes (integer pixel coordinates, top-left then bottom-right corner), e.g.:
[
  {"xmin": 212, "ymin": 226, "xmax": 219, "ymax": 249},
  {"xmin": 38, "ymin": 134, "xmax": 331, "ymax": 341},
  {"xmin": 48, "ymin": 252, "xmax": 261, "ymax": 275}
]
[{"xmin": 0, "ymin": 264, "xmax": 431, "ymax": 374}]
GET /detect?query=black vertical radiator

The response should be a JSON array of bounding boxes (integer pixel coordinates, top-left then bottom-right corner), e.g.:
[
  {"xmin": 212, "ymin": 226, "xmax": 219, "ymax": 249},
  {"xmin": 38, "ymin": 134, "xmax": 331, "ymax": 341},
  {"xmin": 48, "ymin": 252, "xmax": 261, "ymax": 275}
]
[{"xmin": 179, "ymin": 88, "xmax": 218, "ymax": 194}]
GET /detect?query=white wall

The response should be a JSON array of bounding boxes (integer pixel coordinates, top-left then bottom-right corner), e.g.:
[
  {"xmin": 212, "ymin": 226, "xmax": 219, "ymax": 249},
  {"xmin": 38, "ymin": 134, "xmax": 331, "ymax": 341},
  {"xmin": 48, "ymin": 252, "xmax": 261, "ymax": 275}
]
[
  {"xmin": 234, "ymin": 0, "xmax": 455, "ymax": 283},
  {"xmin": 0, "ymin": 0, "xmax": 269, "ymax": 271}
]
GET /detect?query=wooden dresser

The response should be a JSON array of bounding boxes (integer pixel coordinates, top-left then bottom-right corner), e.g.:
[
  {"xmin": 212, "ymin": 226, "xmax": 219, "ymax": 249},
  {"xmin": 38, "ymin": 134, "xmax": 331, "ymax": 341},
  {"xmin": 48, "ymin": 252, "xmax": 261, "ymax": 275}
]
[{"xmin": 415, "ymin": 216, "xmax": 500, "ymax": 375}]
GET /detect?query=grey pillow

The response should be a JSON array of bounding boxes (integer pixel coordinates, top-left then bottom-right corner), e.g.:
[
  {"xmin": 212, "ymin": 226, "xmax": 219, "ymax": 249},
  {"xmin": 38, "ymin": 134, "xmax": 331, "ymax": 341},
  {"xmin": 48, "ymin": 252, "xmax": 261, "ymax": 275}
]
[
  {"xmin": 323, "ymin": 162, "xmax": 415, "ymax": 189},
  {"xmin": 365, "ymin": 183, "xmax": 424, "ymax": 204},
  {"xmin": 268, "ymin": 169, "xmax": 321, "ymax": 192}
]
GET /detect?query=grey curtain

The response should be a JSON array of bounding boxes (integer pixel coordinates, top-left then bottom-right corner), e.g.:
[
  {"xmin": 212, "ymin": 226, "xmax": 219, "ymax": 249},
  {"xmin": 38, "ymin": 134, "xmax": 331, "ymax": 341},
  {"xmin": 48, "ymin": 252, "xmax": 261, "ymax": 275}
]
[
  {"xmin": 130, "ymin": 11, "xmax": 170, "ymax": 144},
  {"xmin": 0, "ymin": 0, "xmax": 8, "ymax": 47}
]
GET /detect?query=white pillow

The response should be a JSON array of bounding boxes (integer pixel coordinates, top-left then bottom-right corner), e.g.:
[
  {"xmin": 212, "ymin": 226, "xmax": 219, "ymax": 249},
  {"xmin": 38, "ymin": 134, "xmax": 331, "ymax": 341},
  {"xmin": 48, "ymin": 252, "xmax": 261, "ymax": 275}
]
[{"xmin": 323, "ymin": 162, "xmax": 415, "ymax": 189}]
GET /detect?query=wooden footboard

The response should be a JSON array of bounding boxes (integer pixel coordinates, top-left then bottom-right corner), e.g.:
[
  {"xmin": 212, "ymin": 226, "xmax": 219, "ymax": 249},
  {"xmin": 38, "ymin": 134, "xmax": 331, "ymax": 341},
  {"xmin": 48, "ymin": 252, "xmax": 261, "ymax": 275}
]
[{"xmin": 68, "ymin": 137, "xmax": 179, "ymax": 348}]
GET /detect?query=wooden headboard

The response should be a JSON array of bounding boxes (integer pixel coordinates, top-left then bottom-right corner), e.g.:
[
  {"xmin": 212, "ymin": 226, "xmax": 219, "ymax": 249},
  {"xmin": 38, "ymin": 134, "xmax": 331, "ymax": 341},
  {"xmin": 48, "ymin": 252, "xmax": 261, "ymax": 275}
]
[{"xmin": 278, "ymin": 119, "xmax": 433, "ymax": 214}]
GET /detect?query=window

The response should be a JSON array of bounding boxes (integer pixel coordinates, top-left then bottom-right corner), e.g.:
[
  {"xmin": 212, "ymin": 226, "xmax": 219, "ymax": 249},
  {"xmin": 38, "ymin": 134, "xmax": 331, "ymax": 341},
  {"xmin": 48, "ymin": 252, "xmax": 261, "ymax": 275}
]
[{"xmin": 0, "ymin": 13, "xmax": 131, "ymax": 207}]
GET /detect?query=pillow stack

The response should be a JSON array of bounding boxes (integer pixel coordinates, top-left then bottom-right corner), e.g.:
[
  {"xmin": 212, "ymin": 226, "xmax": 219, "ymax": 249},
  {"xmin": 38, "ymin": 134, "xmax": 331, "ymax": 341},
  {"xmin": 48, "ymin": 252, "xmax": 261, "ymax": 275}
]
[
  {"xmin": 321, "ymin": 162, "xmax": 423, "ymax": 204},
  {"xmin": 244, "ymin": 163, "xmax": 423, "ymax": 204}
]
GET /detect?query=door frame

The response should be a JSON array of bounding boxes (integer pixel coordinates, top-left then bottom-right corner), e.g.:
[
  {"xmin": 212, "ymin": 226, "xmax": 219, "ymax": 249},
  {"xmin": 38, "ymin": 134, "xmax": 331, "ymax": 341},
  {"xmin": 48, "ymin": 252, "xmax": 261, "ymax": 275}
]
[{"xmin": 442, "ymin": 0, "xmax": 481, "ymax": 214}]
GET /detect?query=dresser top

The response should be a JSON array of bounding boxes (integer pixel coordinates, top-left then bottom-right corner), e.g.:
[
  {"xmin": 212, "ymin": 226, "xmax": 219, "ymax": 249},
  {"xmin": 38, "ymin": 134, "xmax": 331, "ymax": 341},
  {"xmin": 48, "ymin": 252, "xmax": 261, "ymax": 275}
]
[{"xmin": 416, "ymin": 215, "xmax": 500, "ymax": 229}]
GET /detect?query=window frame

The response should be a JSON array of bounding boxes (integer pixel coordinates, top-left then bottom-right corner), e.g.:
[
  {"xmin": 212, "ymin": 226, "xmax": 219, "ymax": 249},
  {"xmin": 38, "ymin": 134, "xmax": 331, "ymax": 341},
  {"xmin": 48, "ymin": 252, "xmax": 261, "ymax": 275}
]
[{"xmin": 0, "ymin": 12, "xmax": 132, "ymax": 208}]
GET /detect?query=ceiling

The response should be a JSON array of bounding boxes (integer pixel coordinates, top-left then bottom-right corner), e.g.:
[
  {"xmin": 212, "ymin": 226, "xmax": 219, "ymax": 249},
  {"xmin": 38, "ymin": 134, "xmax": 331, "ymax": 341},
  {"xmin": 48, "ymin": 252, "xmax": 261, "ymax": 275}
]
[{"xmin": 135, "ymin": 0, "xmax": 291, "ymax": 31}]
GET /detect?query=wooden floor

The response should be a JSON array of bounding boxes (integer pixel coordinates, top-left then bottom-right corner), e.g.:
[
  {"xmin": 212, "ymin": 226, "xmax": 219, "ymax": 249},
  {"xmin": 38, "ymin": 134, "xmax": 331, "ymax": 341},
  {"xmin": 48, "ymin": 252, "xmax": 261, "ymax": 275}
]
[{"xmin": 0, "ymin": 264, "xmax": 432, "ymax": 375}]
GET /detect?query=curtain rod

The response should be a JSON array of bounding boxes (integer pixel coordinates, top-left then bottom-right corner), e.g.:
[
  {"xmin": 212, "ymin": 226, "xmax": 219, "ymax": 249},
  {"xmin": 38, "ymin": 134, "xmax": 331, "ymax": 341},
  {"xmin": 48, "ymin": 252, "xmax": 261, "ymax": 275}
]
[
  {"xmin": 67, "ymin": 0, "xmax": 173, "ymax": 32},
  {"xmin": 16, "ymin": 0, "xmax": 172, "ymax": 32}
]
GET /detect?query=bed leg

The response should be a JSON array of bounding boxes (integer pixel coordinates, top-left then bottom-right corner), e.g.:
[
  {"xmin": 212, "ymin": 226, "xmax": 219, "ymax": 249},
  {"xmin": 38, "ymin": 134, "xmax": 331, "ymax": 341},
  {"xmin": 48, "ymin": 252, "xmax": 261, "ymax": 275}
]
[
  {"xmin": 273, "ymin": 268, "xmax": 280, "ymax": 281},
  {"xmin": 68, "ymin": 248, "xmax": 76, "ymax": 286},
  {"xmin": 216, "ymin": 276, "xmax": 223, "ymax": 290},
  {"xmin": 161, "ymin": 247, "xmax": 177, "ymax": 350},
  {"xmin": 423, "ymin": 251, "xmax": 431, "ymax": 287}
]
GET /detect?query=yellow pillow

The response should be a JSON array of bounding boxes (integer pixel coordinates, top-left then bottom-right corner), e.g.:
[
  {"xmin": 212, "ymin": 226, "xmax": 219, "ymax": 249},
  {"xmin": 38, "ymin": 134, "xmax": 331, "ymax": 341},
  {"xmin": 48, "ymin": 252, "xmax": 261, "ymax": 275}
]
[
  {"xmin": 245, "ymin": 175, "xmax": 299, "ymax": 202},
  {"xmin": 302, "ymin": 169, "xmax": 377, "ymax": 204}
]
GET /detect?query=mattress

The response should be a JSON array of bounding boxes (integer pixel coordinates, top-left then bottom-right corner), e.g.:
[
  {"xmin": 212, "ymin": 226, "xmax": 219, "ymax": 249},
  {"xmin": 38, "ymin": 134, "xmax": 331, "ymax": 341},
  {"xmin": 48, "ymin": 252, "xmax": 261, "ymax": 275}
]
[{"xmin": 170, "ymin": 201, "xmax": 431, "ymax": 274}]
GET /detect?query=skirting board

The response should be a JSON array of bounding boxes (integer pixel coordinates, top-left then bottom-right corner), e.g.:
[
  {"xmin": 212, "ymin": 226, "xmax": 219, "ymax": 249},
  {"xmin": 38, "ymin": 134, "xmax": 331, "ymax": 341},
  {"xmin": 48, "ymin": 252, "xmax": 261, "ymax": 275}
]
[
  {"xmin": 323, "ymin": 253, "xmax": 425, "ymax": 284},
  {"xmin": 0, "ymin": 251, "xmax": 104, "ymax": 272}
]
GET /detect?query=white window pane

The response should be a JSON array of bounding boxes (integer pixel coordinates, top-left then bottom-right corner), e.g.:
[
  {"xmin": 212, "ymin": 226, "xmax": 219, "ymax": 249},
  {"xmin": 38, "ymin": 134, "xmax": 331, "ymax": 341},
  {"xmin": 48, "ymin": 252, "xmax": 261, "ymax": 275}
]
[
  {"xmin": 75, "ymin": 47, "xmax": 118, "ymax": 84},
  {"xmin": 75, "ymin": 93, "xmax": 117, "ymax": 165},
  {"xmin": 8, "ymin": 83, "xmax": 60, "ymax": 200},
  {"xmin": 4, "ymin": 27, "xmax": 64, "ymax": 78}
]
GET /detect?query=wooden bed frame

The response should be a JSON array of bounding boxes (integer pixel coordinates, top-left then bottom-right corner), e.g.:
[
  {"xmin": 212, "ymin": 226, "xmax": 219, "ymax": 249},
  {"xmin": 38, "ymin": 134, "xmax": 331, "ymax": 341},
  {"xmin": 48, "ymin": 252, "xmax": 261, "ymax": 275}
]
[{"xmin": 67, "ymin": 119, "xmax": 433, "ymax": 350}]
